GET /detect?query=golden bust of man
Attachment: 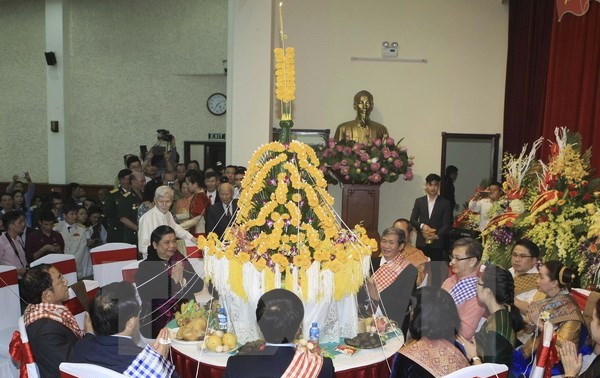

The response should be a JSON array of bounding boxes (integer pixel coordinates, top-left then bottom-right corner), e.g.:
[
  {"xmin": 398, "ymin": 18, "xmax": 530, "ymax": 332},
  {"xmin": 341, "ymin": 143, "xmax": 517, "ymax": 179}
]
[{"xmin": 334, "ymin": 90, "xmax": 389, "ymax": 144}]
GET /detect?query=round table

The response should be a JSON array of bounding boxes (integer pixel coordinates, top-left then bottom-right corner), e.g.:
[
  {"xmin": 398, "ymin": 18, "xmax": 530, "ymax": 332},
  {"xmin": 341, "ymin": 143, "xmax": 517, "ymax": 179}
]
[{"xmin": 171, "ymin": 334, "xmax": 404, "ymax": 378}]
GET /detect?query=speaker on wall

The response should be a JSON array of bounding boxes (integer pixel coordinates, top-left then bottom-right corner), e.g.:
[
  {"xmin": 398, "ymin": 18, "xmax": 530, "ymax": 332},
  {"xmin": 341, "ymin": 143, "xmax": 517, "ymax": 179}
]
[{"xmin": 44, "ymin": 51, "xmax": 57, "ymax": 66}]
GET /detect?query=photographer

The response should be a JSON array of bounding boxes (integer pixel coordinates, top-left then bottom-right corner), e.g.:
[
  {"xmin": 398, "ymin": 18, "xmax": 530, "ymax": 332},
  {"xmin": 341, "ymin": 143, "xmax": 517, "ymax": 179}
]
[{"xmin": 144, "ymin": 129, "xmax": 178, "ymax": 176}]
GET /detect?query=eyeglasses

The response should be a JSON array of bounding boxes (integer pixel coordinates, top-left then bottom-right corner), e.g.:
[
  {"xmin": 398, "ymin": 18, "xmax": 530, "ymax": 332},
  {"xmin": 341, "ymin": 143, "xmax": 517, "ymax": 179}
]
[
  {"xmin": 512, "ymin": 253, "xmax": 533, "ymax": 259},
  {"xmin": 449, "ymin": 254, "xmax": 474, "ymax": 262},
  {"xmin": 48, "ymin": 274, "xmax": 67, "ymax": 289}
]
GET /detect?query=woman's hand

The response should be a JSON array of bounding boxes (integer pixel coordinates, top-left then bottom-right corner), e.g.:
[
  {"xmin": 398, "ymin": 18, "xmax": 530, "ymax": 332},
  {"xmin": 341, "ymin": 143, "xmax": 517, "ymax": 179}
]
[
  {"xmin": 456, "ymin": 335, "xmax": 478, "ymax": 361},
  {"xmin": 171, "ymin": 261, "xmax": 184, "ymax": 285},
  {"xmin": 558, "ymin": 341, "xmax": 582, "ymax": 377},
  {"xmin": 151, "ymin": 328, "xmax": 171, "ymax": 358}
]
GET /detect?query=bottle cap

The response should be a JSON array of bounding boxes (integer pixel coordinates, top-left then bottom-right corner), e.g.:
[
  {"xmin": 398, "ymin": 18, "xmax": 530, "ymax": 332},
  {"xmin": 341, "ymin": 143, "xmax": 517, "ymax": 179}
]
[{"xmin": 312, "ymin": 322, "xmax": 317, "ymax": 327}]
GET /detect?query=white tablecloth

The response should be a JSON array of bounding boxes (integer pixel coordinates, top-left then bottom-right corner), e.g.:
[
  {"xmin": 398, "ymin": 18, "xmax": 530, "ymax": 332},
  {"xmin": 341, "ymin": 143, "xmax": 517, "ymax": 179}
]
[{"xmin": 171, "ymin": 332, "xmax": 404, "ymax": 373}]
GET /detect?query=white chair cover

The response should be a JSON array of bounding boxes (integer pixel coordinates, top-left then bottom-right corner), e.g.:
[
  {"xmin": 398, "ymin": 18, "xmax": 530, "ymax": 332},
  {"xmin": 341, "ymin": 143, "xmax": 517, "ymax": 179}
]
[
  {"xmin": 121, "ymin": 260, "xmax": 141, "ymax": 283},
  {"xmin": 59, "ymin": 362, "xmax": 127, "ymax": 377},
  {"xmin": 18, "ymin": 316, "xmax": 40, "ymax": 378},
  {"xmin": 62, "ymin": 280, "xmax": 100, "ymax": 329},
  {"xmin": 90, "ymin": 243, "xmax": 137, "ymax": 287},
  {"xmin": 0, "ymin": 266, "xmax": 20, "ymax": 378},
  {"xmin": 30, "ymin": 254, "xmax": 78, "ymax": 287},
  {"xmin": 442, "ymin": 363, "xmax": 508, "ymax": 378},
  {"xmin": 185, "ymin": 239, "xmax": 204, "ymax": 279}
]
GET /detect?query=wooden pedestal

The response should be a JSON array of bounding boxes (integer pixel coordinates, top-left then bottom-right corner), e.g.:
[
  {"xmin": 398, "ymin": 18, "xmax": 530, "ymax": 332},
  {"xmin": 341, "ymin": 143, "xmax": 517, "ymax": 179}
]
[{"xmin": 341, "ymin": 184, "xmax": 381, "ymax": 245}]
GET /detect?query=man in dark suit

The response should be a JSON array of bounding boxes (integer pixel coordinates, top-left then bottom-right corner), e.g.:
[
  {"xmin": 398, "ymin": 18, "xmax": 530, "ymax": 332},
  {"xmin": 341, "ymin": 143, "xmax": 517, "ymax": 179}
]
[
  {"xmin": 205, "ymin": 183, "xmax": 238, "ymax": 238},
  {"xmin": 21, "ymin": 264, "xmax": 89, "ymax": 378},
  {"xmin": 410, "ymin": 173, "xmax": 453, "ymax": 287},
  {"xmin": 224, "ymin": 289, "xmax": 335, "ymax": 378},
  {"xmin": 70, "ymin": 281, "xmax": 177, "ymax": 377},
  {"xmin": 364, "ymin": 227, "xmax": 417, "ymax": 334}
]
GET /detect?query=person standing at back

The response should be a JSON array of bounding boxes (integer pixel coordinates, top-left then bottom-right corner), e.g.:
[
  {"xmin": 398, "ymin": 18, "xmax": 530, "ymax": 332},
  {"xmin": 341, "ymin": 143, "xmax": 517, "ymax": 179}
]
[{"xmin": 410, "ymin": 173, "xmax": 453, "ymax": 287}]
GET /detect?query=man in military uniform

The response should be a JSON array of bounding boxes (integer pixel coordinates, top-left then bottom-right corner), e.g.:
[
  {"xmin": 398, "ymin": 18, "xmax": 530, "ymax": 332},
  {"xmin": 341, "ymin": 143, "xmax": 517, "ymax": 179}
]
[
  {"xmin": 118, "ymin": 171, "xmax": 144, "ymax": 245},
  {"xmin": 105, "ymin": 169, "xmax": 131, "ymax": 242}
]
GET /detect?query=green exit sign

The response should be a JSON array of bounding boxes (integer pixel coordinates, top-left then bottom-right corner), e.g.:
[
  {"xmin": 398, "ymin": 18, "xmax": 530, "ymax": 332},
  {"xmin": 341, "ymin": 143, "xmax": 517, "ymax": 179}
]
[{"xmin": 208, "ymin": 133, "xmax": 225, "ymax": 140}]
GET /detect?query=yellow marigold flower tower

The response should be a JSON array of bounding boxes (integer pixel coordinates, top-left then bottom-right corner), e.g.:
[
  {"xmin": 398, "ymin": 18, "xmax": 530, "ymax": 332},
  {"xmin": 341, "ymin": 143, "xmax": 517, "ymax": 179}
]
[{"xmin": 197, "ymin": 2, "xmax": 377, "ymax": 344}]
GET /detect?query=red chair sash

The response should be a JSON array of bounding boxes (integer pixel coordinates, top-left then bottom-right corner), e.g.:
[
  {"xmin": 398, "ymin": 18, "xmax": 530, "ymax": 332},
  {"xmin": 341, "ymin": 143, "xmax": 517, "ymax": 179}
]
[
  {"xmin": 53, "ymin": 259, "xmax": 77, "ymax": 276},
  {"xmin": 91, "ymin": 247, "xmax": 137, "ymax": 264},
  {"xmin": 186, "ymin": 247, "xmax": 203, "ymax": 259},
  {"xmin": 122, "ymin": 268, "xmax": 138, "ymax": 283},
  {"xmin": 0, "ymin": 269, "xmax": 18, "ymax": 288},
  {"xmin": 9, "ymin": 331, "xmax": 35, "ymax": 378},
  {"xmin": 63, "ymin": 287, "xmax": 100, "ymax": 315}
]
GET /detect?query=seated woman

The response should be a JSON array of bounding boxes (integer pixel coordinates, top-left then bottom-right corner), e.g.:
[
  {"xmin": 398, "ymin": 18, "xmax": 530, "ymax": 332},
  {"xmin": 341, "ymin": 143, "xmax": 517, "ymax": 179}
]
[
  {"xmin": 460, "ymin": 265, "xmax": 524, "ymax": 372},
  {"xmin": 390, "ymin": 286, "xmax": 469, "ymax": 377},
  {"xmin": 136, "ymin": 225, "xmax": 204, "ymax": 338},
  {"xmin": 512, "ymin": 260, "xmax": 584, "ymax": 376},
  {"xmin": 560, "ymin": 295, "xmax": 600, "ymax": 378}
]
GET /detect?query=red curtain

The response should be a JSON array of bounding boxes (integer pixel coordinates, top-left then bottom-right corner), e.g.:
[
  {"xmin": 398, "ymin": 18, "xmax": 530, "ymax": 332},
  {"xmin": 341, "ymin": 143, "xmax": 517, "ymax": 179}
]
[{"xmin": 503, "ymin": 0, "xmax": 600, "ymax": 174}]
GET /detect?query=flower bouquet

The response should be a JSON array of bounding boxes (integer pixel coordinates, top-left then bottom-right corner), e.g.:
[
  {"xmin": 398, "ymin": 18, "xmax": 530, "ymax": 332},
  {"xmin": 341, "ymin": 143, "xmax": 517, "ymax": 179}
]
[
  {"xmin": 315, "ymin": 137, "xmax": 414, "ymax": 185},
  {"xmin": 481, "ymin": 128, "xmax": 600, "ymax": 286}
]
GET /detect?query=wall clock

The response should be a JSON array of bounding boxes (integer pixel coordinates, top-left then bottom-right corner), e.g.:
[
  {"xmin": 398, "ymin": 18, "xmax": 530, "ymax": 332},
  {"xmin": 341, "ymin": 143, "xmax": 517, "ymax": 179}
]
[{"xmin": 207, "ymin": 93, "xmax": 227, "ymax": 116}]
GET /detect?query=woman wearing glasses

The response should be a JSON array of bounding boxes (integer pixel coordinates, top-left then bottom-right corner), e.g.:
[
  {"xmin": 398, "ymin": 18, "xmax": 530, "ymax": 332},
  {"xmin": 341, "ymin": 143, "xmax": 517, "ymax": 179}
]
[{"xmin": 458, "ymin": 265, "xmax": 524, "ymax": 372}]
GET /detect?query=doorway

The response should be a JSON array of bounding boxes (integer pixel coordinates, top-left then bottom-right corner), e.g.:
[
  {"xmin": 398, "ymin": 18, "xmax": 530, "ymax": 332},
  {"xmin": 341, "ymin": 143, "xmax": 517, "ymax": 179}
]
[{"xmin": 184, "ymin": 141, "xmax": 226, "ymax": 171}]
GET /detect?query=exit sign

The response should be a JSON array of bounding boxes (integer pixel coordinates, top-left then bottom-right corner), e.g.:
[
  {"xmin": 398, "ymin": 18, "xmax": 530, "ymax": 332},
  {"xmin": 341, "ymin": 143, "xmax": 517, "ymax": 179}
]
[{"xmin": 208, "ymin": 133, "xmax": 225, "ymax": 140}]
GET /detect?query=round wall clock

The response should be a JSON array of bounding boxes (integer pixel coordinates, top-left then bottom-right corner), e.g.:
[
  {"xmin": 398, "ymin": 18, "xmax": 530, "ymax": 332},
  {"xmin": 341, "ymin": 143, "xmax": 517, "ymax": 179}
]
[{"xmin": 207, "ymin": 93, "xmax": 227, "ymax": 116}]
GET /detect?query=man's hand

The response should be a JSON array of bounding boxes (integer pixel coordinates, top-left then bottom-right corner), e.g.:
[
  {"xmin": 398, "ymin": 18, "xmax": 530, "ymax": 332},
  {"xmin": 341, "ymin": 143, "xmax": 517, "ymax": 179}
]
[
  {"xmin": 12, "ymin": 175, "xmax": 18, "ymax": 182},
  {"xmin": 366, "ymin": 277, "xmax": 380, "ymax": 301},
  {"xmin": 24, "ymin": 172, "xmax": 31, "ymax": 182},
  {"xmin": 151, "ymin": 328, "xmax": 171, "ymax": 358},
  {"xmin": 83, "ymin": 312, "xmax": 94, "ymax": 334}
]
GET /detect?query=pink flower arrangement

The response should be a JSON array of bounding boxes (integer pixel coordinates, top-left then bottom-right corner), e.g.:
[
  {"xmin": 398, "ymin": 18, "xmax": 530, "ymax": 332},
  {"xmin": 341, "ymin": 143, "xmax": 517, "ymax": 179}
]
[{"xmin": 316, "ymin": 137, "xmax": 414, "ymax": 185}]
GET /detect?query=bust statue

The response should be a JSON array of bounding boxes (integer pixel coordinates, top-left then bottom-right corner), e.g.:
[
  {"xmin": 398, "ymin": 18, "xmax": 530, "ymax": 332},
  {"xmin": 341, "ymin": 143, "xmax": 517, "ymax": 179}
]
[{"xmin": 334, "ymin": 90, "xmax": 389, "ymax": 144}]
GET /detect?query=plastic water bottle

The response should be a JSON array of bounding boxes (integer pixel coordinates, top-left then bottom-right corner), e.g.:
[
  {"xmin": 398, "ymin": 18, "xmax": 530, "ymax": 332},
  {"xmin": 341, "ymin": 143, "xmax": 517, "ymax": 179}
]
[
  {"xmin": 217, "ymin": 307, "xmax": 228, "ymax": 332},
  {"xmin": 309, "ymin": 322, "xmax": 320, "ymax": 344}
]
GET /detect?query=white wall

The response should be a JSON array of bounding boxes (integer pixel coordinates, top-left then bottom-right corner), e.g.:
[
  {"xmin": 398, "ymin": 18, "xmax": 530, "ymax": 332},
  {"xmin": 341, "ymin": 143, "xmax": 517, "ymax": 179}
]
[
  {"xmin": 0, "ymin": 0, "xmax": 228, "ymax": 184},
  {"xmin": 266, "ymin": 0, "xmax": 508, "ymax": 231},
  {"xmin": 0, "ymin": 0, "xmax": 47, "ymax": 181}
]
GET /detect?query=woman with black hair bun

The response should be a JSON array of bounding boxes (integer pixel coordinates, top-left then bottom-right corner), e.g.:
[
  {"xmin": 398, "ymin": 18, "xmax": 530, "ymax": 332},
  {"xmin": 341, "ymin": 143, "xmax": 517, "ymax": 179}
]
[
  {"xmin": 511, "ymin": 260, "xmax": 584, "ymax": 376},
  {"xmin": 459, "ymin": 265, "xmax": 524, "ymax": 371}
]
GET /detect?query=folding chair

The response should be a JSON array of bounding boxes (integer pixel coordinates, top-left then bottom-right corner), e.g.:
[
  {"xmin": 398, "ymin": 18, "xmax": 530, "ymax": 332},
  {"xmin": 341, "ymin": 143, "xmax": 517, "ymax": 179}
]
[
  {"xmin": 30, "ymin": 254, "xmax": 77, "ymax": 287},
  {"xmin": 90, "ymin": 243, "xmax": 137, "ymax": 287}
]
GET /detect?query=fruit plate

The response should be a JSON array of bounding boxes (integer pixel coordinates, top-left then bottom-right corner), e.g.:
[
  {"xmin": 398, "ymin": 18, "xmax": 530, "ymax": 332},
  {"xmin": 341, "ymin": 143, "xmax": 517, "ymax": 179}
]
[{"xmin": 168, "ymin": 327, "xmax": 205, "ymax": 345}]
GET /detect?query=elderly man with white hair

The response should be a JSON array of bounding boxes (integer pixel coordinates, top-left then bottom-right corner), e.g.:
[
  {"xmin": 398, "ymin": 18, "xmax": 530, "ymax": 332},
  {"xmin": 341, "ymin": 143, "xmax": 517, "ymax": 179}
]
[{"xmin": 138, "ymin": 185, "xmax": 196, "ymax": 259}]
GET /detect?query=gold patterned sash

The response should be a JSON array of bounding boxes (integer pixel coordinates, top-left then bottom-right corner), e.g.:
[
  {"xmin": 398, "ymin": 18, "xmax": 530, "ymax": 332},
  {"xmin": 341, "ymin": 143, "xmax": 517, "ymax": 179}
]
[
  {"xmin": 514, "ymin": 273, "xmax": 538, "ymax": 296},
  {"xmin": 400, "ymin": 338, "xmax": 469, "ymax": 377}
]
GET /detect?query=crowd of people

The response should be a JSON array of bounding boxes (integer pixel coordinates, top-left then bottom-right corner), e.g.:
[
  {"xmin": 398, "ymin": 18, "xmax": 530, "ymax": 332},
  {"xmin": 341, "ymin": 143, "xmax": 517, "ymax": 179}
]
[{"xmin": 2, "ymin": 162, "xmax": 600, "ymax": 378}]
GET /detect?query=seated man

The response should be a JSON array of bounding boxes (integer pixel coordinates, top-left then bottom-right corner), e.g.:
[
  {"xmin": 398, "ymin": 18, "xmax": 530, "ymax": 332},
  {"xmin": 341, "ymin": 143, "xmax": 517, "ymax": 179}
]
[
  {"xmin": 70, "ymin": 281, "xmax": 176, "ymax": 377},
  {"xmin": 362, "ymin": 227, "xmax": 417, "ymax": 332},
  {"xmin": 510, "ymin": 239, "xmax": 540, "ymax": 311},
  {"xmin": 392, "ymin": 218, "xmax": 428, "ymax": 287},
  {"xmin": 224, "ymin": 289, "xmax": 335, "ymax": 378},
  {"xmin": 20, "ymin": 264, "xmax": 89, "ymax": 377},
  {"xmin": 441, "ymin": 237, "xmax": 486, "ymax": 340}
]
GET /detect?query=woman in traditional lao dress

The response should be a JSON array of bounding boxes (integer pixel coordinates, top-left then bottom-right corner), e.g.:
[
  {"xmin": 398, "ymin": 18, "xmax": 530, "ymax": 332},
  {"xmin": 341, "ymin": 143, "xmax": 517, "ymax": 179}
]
[
  {"xmin": 459, "ymin": 265, "xmax": 524, "ymax": 374},
  {"xmin": 390, "ymin": 286, "xmax": 469, "ymax": 377},
  {"xmin": 136, "ymin": 225, "xmax": 204, "ymax": 338},
  {"xmin": 512, "ymin": 260, "xmax": 584, "ymax": 376}
]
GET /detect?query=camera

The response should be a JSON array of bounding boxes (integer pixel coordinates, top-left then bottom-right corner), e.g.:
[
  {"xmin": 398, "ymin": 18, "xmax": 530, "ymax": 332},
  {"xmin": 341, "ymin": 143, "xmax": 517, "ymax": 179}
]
[
  {"xmin": 157, "ymin": 129, "xmax": 174, "ymax": 142},
  {"xmin": 167, "ymin": 181, "xmax": 175, "ymax": 188}
]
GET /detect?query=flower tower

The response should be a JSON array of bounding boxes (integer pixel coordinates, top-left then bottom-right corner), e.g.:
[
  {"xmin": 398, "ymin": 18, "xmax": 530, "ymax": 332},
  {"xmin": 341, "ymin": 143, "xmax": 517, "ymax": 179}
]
[{"xmin": 197, "ymin": 2, "xmax": 377, "ymax": 343}]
